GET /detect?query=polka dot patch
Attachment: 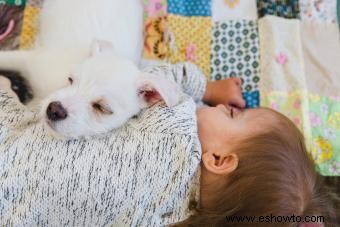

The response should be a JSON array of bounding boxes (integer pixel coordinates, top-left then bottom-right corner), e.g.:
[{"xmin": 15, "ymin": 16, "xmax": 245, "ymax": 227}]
[
  {"xmin": 243, "ymin": 90, "xmax": 260, "ymax": 108},
  {"xmin": 168, "ymin": 0, "xmax": 211, "ymax": 17}
]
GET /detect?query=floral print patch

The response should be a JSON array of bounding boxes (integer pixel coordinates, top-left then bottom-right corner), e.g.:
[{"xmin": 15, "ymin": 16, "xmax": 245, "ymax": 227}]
[
  {"xmin": 261, "ymin": 90, "xmax": 340, "ymax": 176},
  {"xmin": 257, "ymin": 0, "xmax": 300, "ymax": 19},
  {"xmin": 143, "ymin": 17, "xmax": 169, "ymax": 60},
  {"xmin": 300, "ymin": 0, "xmax": 337, "ymax": 23},
  {"xmin": 142, "ymin": 0, "xmax": 167, "ymax": 19},
  {"xmin": 309, "ymin": 95, "xmax": 340, "ymax": 175}
]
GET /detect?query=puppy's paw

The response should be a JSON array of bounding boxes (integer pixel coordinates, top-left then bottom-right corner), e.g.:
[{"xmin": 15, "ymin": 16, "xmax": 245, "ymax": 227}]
[{"xmin": 0, "ymin": 71, "xmax": 33, "ymax": 104}]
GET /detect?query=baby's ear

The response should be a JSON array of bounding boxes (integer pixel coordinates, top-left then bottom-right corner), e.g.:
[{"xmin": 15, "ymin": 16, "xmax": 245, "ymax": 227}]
[
  {"xmin": 90, "ymin": 39, "xmax": 115, "ymax": 56},
  {"xmin": 202, "ymin": 151, "xmax": 239, "ymax": 176},
  {"xmin": 136, "ymin": 73, "xmax": 181, "ymax": 108}
]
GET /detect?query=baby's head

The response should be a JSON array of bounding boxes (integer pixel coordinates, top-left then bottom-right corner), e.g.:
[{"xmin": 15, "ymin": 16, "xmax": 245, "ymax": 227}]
[{"xmin": 182, "ymin": 106, "xmax": 338, "ymax": 226}]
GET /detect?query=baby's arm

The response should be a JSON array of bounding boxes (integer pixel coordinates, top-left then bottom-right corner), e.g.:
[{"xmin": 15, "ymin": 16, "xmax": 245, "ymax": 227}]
[
  {"xmin": 143, "ymin": 63, "xmax": 245, "ymax": 108},
  {"xmin": 0, "ymin": 76, "xmax": 20, "ymax": 101},
  {"xmin": 0, "ymin": 76, "xmax": 32, "ymax": 134},
  {"xmin": 143, "ymin": 63, "xmax": 206, "ymax": 103}
]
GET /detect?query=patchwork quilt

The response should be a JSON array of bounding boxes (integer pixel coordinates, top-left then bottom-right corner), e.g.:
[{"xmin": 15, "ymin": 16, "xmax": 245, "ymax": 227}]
[
  {"xmin": 0, "ymin": 0, "xmax": 42, "ymax": 50},
  {"xmin": 0, "ymin": 0, "xmax": 340, "ymax": 176},
  {"xmin": 141, "ymin": 0, "xmax": 340, "ymax": 177}
]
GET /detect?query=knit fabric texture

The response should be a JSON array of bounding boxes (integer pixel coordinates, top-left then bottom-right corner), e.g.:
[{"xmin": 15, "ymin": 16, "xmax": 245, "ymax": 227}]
[{"xmin": 0, "ymin": 63, "xmax": 206, "ymax": 226}]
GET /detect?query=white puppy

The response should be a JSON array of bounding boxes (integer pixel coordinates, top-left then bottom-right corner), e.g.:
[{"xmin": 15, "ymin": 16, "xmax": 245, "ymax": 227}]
[
  {"xmin": 1, "ymin": 0, "xmax": 144, "ymax": 100},
  {"xmin": 0, "ymin": 1, "xmax": 179, "ymax": 138},
  {"xmin": 0, "ymin": 41, "xmax": 180, "ymax": 139}
]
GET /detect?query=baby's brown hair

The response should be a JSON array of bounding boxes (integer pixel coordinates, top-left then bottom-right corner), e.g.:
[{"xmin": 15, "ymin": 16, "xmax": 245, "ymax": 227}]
[{"xmin": 176, "ymin": 109, "xmax": 339, "ymax": 227}]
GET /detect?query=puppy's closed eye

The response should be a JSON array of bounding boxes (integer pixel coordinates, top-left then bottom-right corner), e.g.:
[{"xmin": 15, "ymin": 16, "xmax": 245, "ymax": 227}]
[
  {"xmin": 68, "ymin": 77, "xmax": 73, "ymax": 85},
  {"xmin": 92, "ymin": 101, "xmax": 113, "ymax": 115}
]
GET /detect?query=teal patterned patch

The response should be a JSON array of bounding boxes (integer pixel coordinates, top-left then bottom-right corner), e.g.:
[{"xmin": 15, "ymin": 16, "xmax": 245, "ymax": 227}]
[
  {"xmin": 338, "ymin": 0, "xmax": 340, "ymax": 27},
  {"xmin": 257, "ymin": 0, "xmax": 300, "ymax": 19},
  {"xmin": 243, "ymin": 91, "xmax": 260, "ymax": 108},
  {"xmin": 168, "ymin": 0, "xmax": 211, "ymax": 17},
  {"xmin": 0, "ymin": 0, "xmax": 26, "ymax": 6},
  {"xmin": 211, "ymin": 20, "xmax": 260, "ymax": 93}
]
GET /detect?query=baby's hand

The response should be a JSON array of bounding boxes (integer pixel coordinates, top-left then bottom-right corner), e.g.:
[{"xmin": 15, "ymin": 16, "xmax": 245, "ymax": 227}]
[{"xmin": 203, "ymin": 77, "xmax": 246, "ymax": 109}]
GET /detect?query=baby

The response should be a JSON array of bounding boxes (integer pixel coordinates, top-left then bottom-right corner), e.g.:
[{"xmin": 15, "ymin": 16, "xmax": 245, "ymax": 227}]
[{"xmin": 0, "ymin": 63, "xmax": 337, "ymax": 226}]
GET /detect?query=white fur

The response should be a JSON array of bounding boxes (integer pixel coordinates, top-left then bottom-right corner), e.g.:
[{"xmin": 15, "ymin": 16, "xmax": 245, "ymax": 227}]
[
  {"xmin": 0, "ymin": 0, "xmax": 143, "ymax": 100},
  {"xmin": 37, "ymin": 0, "xmax": 143, "ymax": 64},
  {"xmin": 0, "ymin": 48, "xmax": 88, "ymax": 104},
  {"xmin": 0, "ymin": 0, "xmax": 180, "ymax": 138},
  {"xmin": 41, "ymin": 51, "xmax": 141, "ymax": 139},
  {"xmin": 0, "ymin": 44, "xmax": 180, "ymax": 138}
]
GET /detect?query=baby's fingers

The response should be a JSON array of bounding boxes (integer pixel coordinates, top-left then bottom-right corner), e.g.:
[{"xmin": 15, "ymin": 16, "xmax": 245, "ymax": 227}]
[
  {"xmin": 232, "ymin": 77, "xmax": 242, "ymax": 87},
  {"xmin": 232, "ymin": 79, "xmax": 245, "ymax": 107},
  {"xmin": 228, "ymin": 92, "xmax": 246, "ymax": 109}
]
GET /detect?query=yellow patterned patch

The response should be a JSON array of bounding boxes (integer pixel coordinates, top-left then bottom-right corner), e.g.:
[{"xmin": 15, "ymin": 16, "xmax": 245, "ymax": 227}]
[
  {"xmin": 168, "ymin": 15, "xmax": 212, "ymax": 78},
  {"xmin": 328, "ymin": 112, "xmax": 340, "ymax": 130},
  {"xmin": 311, "ymin": 137, "xmax": 333, "ymax": 164},
  {"xmin": 20, "ymin": 6, "xmax": 39, "ymax": 49}
]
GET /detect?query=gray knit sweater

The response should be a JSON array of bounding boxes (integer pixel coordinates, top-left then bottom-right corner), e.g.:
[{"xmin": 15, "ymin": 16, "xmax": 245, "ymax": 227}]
[{"xmin": 0, "ymin": 63, "xmax": 206, "ymax": 227}]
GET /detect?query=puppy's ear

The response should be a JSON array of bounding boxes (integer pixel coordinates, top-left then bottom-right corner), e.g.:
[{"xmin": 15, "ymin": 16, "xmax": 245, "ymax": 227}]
[
  {"xmin": 90, "ymin": 39, "xmax": 115, "ymax": 56},
  {"xmin": 136, "ymin": 73, "xmax": 181, "ymax": 108}
]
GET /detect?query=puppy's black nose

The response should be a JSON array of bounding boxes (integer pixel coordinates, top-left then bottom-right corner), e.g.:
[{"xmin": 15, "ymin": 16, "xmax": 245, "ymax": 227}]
[{"xmin": 46, "ymin": 101, "xmax": 68, "ymax": 121}]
